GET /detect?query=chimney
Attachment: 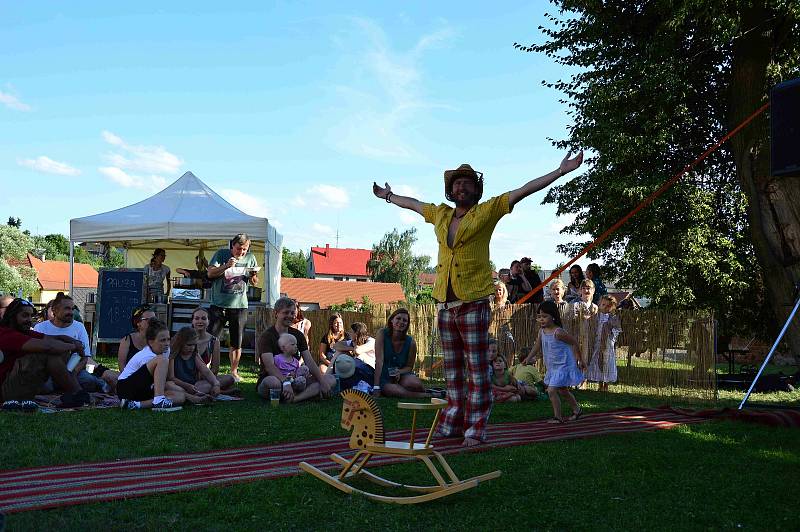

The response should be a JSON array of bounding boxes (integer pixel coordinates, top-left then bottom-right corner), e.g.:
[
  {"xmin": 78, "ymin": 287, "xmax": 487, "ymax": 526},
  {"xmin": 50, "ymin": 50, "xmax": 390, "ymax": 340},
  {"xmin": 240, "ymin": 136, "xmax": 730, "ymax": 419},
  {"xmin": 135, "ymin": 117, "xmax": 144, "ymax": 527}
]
[{"xmin": 326, "ymin": 243, "xmax": 330, "ymax": 255}]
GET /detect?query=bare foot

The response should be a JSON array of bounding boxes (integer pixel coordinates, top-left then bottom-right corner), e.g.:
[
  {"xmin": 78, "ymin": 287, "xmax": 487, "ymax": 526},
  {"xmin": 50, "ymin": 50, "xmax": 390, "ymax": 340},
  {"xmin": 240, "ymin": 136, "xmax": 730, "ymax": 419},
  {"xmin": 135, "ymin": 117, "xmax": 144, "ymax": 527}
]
[{"xmin": 462, "ymin": 437, "xmax": 482, "ymax": 447}]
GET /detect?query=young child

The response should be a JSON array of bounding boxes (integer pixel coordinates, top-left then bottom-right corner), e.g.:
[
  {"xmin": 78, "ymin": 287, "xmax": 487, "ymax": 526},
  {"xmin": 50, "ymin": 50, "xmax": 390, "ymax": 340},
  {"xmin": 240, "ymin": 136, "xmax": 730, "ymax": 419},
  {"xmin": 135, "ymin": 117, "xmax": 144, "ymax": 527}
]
[
  {"xmin": 572, "ymin": 278, "xmax": 598, "ymax": 388},
  {"xmin": 191, "ymin": 307, "xmax": 238, "ymax": 391},
  {"xmin": 487, "ymin": 337, "xmax": 498, "ymax": 378},
  {"xmin": 116, "ymin": 320, "xmax": 186, "ymax": 410},
  {"xmin": 273, "ymin": 333, "xmax": 310, "ymax": 395},
  {"xmin": 491, "ymin": 355, "xmax": 522, "ymax": 402},
  {"xmin": 534, "ymin": 300, "xmax": 585, "ymax": 423},
  {"xmin": 587, "ymin": 295, "xmax": 621, "ymax": 391},
  {"xmin": 168, "ymin": 327, "xmax": 237, "ymax": 399}
]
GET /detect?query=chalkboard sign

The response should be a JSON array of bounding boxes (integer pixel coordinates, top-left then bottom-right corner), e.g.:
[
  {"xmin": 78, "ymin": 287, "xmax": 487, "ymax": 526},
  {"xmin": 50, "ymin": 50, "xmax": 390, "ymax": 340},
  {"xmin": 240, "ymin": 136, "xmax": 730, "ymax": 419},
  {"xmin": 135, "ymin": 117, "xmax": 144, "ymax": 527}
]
[{"xmin": 95, "ymin": 268, "xmax": 146, "ymax": 343}]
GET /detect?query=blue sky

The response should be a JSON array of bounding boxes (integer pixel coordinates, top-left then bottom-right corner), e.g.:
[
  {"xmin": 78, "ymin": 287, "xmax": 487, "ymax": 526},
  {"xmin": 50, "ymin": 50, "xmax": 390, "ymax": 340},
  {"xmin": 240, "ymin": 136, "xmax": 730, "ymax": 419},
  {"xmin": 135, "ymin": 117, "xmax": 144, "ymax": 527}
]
[{"xmin": 0, "ymin": 2, "xmax": 583, "ymax": 270}]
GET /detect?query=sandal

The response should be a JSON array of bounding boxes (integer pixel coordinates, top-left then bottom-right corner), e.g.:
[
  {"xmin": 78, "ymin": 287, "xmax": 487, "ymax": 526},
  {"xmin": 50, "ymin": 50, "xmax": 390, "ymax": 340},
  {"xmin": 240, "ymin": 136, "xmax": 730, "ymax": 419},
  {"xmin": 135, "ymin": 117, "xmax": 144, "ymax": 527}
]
[
  {"xmin": 546, "ymin": 417, "xmax": 564, "ymax": 424},
  {"xmin": 568, "ymin": 408, "xmax": 583, "ymax": 421}
]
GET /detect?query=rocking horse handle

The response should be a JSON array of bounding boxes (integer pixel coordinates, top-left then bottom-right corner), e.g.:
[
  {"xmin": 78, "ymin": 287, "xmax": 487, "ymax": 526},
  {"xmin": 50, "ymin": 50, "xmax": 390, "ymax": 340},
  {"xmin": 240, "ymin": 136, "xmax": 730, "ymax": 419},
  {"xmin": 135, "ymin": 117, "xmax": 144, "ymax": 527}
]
[{"xmin": 397, "ymin": 398, "xmax": 447, "ymax": 411}]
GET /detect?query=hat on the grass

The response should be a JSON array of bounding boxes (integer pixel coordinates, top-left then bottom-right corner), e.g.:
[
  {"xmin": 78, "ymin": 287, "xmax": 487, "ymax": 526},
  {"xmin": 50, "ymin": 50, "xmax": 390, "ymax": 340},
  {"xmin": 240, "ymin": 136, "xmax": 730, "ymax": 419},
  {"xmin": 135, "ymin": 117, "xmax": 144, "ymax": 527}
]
[
  {"xmin": 333, "ymin": 354, "xmax": 356, "ymax": 379},
  {"xmin": 443, "ymin": 163, "xmax": 484, "ymax": 202}
]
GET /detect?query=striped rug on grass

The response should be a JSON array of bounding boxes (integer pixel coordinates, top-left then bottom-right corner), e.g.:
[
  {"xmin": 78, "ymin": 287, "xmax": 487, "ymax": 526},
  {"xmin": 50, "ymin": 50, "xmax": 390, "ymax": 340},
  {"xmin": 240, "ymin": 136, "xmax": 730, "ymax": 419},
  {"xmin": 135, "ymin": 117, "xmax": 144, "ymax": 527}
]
[{"xmin": 0, "ymin": 408, "xmax": 706, "ymax": 513}]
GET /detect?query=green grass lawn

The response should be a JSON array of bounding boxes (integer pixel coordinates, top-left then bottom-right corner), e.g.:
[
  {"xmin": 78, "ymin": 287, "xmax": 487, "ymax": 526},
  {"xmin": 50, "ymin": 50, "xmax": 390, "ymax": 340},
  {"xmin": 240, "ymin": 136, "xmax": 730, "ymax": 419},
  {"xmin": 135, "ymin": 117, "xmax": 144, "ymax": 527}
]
[{"xmin": 2, "ymin": 359, "xmax": 799, "ymax": 531}]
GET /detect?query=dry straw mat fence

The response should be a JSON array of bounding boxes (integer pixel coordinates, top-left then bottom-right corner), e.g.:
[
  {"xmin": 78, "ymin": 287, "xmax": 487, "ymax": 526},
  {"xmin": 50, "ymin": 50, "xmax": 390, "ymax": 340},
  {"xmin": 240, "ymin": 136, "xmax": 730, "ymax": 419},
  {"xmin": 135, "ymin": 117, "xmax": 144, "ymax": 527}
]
[{"xmin": 256, "ymin": 304, "xmax": 716, "ymax": 401}]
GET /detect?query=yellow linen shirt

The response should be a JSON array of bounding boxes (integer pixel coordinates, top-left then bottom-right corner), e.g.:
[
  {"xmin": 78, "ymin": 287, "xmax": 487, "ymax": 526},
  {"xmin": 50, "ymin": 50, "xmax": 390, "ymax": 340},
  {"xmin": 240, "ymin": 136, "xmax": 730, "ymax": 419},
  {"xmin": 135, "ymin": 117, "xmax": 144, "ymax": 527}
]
[{"xmin": 422, "ymin": 193, "xmax": 512, "ymax": 303}]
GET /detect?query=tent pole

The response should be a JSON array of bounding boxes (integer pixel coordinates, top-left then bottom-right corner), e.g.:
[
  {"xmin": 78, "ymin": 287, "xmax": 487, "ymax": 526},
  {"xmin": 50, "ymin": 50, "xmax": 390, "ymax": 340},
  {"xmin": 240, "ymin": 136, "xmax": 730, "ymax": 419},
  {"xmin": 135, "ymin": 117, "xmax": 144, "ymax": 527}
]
[
  {"xmin": 69, "ymin": 242, "xmax": 74, "ymax": 295},
  {"xmin": 738, "ymin": 289, "xmax": 800, "ymax": 409}
]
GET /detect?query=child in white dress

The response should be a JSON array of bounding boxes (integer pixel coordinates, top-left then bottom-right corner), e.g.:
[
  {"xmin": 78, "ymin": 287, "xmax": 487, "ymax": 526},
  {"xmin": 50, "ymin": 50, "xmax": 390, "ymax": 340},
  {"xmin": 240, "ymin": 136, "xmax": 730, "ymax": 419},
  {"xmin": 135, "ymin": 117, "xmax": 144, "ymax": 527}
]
[{"xmin": 587, "ymin": 295, "xmax": 621, "ymax": 391}]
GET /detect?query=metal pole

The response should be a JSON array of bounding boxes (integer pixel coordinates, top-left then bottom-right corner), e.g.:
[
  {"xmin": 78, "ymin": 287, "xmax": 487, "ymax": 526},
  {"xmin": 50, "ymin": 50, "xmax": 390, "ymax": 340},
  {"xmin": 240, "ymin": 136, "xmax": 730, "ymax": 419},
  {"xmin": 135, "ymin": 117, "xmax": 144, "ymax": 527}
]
[
  {"xmin": 738, "ymin": 292, "xmax": 800, "ymax": 409},
  {"xmin": 69, "ymin": 241, "xmax": 74, "ymax": 295}
]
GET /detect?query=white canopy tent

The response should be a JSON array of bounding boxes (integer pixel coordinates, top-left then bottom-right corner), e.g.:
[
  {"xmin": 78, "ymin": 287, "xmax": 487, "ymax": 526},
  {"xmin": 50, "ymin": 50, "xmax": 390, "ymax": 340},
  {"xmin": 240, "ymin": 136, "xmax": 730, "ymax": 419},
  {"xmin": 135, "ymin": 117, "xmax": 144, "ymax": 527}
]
[{"xmin": 69, "ymin": 171, "xmax": 283, "ymax": 305}]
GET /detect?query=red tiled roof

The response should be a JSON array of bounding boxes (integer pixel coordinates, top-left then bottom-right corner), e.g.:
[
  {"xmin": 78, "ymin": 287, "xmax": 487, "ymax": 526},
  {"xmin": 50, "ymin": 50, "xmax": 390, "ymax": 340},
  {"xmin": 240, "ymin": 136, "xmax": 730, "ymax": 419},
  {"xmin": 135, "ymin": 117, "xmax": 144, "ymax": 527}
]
[
  {"xmin": 27, "ymin": 253, "xmax": 98, "ymax": 290},
  {"xmin": 280, "ymin": 277, "xmax": 405, "ymax": 308},
  {"xmin": 310, "ymin": 246, "xmax": 371, "ymax": 277},
  {"xmin": 418, "ymin": 272, "xmax": 436, "ymax": 286}
]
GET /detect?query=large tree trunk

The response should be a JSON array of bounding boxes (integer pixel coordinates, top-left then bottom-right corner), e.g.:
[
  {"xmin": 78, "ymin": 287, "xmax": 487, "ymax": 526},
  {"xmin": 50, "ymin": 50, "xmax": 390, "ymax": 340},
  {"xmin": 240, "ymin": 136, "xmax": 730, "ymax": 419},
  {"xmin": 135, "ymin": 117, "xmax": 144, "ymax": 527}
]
[{"xmin": 729, "ymin": 3, "xmax": 800, "ymax": 355}]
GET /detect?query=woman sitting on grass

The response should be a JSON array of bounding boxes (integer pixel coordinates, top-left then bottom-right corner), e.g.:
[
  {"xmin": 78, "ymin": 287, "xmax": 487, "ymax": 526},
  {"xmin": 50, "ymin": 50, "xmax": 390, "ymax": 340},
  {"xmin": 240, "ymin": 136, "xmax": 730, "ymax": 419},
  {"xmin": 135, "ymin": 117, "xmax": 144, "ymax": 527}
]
[
  {"xmin": 319, "ymin": 312, "xmax": 349, "ymax": 373},
  {"xmin": 168, "ymin": 327, "xmax": 236, "ymax": 399},
  {"xmin": 117, "ymin": 305, "xmax": 157, "ymax": 372},
  {"xmin": 333, "ymin": 322, "xmax": 376, "ymax": 369},
  {"xmin": 117, "ymin": 320, "xmax": 186, "ymax": 411},
  {"xmin": 191, "ymin": 307, "xmax": 228, "ymax": 379},
  {"xmin": 373, "ymin": 308, "xmax": 434, "ymax": 398}
]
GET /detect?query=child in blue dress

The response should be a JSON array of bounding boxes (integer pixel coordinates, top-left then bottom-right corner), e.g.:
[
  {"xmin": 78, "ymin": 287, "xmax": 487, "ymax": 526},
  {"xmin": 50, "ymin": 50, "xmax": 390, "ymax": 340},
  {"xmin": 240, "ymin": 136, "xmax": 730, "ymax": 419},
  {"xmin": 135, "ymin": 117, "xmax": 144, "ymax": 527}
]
[{"xmin": 534, "ymin": 300, "xmax": 585, "ymax": 423}]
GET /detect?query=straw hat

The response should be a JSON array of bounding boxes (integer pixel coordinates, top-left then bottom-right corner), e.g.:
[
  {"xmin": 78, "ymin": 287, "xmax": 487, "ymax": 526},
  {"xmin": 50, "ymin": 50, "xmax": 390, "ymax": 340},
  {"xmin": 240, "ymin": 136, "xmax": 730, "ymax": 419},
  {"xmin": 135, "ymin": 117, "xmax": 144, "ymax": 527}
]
[
  {"xmin": 443, "ymin": 164, "xmax": 484, "ymax": 202},
  {"xmin": 333, "ymin": 354, "xmax": 356, "ymax": 379}
]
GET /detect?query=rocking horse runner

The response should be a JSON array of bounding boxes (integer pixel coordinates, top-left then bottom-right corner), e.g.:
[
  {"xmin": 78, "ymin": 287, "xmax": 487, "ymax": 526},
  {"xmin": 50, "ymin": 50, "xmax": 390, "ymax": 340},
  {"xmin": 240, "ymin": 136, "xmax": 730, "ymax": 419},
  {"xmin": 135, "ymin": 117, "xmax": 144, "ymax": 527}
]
[{"xmin": 299, "ymin": 389, "xmax": 501, "ymax": 504}]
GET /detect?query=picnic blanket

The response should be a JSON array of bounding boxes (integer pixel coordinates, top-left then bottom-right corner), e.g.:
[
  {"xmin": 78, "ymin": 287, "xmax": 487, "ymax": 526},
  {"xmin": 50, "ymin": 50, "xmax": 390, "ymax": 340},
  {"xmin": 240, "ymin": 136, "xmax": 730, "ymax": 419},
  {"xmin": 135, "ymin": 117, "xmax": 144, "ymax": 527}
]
[
  {"xmin": 29, "ymin": 393, "xmax": 243, "ymax": 413},
  {"xmin": 0, "ymin": 408, "xmax": 706, "ymax": 513}
]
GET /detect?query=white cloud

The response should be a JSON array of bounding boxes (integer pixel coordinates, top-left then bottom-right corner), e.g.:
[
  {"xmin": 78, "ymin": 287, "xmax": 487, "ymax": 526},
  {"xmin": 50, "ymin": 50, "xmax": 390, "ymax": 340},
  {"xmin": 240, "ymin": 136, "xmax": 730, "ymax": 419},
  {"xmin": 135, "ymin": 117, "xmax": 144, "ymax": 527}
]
[
  {"xmin": 330, "ymin": 19, "xmax": 456, "ymax": 161},
  {"xmin": 98, "ymin": 131, "xmax": 183, "ymax": 190},
  {"xmin": 219, "ymin": 189, "xmax": 272, "ymax": 218},
  {"xmin": 98, "ymin": 166, "xmax": 166, "ymax": 191},
  {"xmin": 399, "ymin": 211, "xmax": 420, "ymax": 225},
  {"xmin": 0, "ymin": 90, "xmax": 32, "ymax": 111},
  {"xmin": 100, "ymin": 130, "xmax": 182, "ymax": 174},
  {"xmin": 292, "ymin": 184, "xmax": 350, "ymax": 210},
  {"xmin": 312, "ymin": 223, "xmax": 335, "ymax": 237},
  {"xmin": 18, "ymin": 156, "xmax": 80, "ymax": 176}
]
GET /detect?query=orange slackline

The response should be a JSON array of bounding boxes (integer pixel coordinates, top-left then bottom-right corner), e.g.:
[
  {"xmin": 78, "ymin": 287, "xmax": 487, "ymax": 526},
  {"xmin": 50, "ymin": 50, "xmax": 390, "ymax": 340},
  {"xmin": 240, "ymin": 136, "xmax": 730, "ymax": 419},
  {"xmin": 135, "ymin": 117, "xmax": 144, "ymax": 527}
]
[{"xmin": 516, "ymin": 101, "xmax": 771, "ymax": 305}]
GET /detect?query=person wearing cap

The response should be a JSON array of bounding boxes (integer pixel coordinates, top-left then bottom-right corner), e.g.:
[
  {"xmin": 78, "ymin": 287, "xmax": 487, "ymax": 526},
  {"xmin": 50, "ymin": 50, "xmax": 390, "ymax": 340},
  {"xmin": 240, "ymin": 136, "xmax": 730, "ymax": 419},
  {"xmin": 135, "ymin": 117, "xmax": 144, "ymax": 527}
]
[
  {"xmin": 373, "ymin": 151, "xmax": 583, "ymax": 446},
  {"xmin": 207, "ymin": 233, "xmax": 259, "ymax": 382},
  {"xmin": 519, "ymin": 257, "xmax": 544, "ymax": 304}
]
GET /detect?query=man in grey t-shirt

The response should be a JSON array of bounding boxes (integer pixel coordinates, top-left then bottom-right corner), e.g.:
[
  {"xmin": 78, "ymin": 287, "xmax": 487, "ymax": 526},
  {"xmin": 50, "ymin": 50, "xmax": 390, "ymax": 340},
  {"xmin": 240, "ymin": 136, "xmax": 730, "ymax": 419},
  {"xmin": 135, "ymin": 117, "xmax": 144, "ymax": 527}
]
[{"xmin": 207, "ymin": 233, "xmax": 258, "ymax": 382}]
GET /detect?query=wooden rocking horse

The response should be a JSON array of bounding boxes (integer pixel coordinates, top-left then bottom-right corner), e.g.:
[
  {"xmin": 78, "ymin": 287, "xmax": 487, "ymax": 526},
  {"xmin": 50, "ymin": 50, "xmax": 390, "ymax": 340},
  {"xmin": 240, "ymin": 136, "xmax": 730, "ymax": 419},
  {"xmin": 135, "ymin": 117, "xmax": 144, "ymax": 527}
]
[{"xmin": 299, "ymin": 389, "xmax": 501, "ymax": 504}]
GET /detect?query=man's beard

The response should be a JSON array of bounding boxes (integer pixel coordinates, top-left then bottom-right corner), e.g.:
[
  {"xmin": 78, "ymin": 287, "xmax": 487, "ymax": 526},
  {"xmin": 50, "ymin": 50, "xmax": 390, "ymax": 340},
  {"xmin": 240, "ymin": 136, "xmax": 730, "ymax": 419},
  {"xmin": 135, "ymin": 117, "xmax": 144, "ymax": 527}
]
[{"xmin": 454, "ymin": 193, "xmax": 479, "ymax": 208}]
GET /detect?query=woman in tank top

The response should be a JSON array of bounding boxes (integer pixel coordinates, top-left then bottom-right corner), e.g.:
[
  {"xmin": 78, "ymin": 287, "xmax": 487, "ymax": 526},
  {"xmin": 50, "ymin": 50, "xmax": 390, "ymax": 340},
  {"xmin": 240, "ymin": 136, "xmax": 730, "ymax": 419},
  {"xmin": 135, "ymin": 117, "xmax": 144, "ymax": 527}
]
[{"xmin": 117, "ymin": 306, "xmax": 156, "ymax": 372}]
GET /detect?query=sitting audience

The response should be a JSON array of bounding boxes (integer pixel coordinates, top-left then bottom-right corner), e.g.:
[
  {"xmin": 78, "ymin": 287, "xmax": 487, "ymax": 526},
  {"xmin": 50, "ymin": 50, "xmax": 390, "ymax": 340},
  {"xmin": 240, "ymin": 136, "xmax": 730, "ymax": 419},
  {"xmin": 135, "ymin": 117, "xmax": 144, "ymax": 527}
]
[
  {"xmin": 333, "ymin": 322, "xmax": 376, "ymax": 369},
  {"xmin": 190, "ymin": 307, "xmax": 225, "ymax": 377},
  {"xmin": 118, "ymin": 305, "xmax": 157, "ymax": 372},
  {"xmin": 0, "ymin": 298, "xmax": 86, "ymax": 407},
  {"xmin": 168, "ymin": 327, "xmax": 235, "ymax": 399},
  {"xmin": 117, "ymin": 320, "xmax": 186, "ymax": 410},
  {"xmin": 319, "ymin": 312, "xmax": 349, "ymax": 372},
  {"xmin": 491, "ymin": 355, "xmax": 522, "ymax": 403},
  {"xmin": 290, "ymin": 301, "xmax": 312, "ymax": 347},
  {"xmin": 273, "ymin": 333, "xmax": 311, "ymax": 395},
  {"xmin": 33, "ymin": 293, "xmax": 118, "ymax": 394},
  {"xmin": 256, "ymin": 297, "xmax": 334, "ymax": 403},
  {"xmin": 373, "ymin": 308, "xmax": 431, "ymax": 398}
]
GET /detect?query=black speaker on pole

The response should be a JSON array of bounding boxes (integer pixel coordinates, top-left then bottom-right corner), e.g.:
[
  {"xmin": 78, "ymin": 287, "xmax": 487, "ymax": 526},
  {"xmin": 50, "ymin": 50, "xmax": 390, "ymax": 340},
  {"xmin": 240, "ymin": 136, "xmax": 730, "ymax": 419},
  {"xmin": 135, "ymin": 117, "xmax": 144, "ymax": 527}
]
[{"xmin": 771, "ymin": 77, "xmax": 800, "ymax": 178}]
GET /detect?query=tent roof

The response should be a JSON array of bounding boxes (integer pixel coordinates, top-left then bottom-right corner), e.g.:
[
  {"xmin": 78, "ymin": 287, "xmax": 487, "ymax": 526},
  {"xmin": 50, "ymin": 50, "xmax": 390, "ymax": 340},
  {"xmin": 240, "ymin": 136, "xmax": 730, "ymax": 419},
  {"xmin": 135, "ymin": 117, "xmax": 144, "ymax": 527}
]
[{"xmin": 70, "ymin": 171, "xmax": 274, "ymax": 242}]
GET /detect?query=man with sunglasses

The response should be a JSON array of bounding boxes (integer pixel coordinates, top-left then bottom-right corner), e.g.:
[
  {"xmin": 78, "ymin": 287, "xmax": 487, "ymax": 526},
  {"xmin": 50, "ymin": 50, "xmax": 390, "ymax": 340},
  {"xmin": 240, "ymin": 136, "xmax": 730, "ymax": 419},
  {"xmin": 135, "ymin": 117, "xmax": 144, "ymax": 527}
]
[
  {"xmin": 0, "ymin": 298, "xmax": 86, "ymax": 407},
  {"xmin": 372, "ymin": 151, "xmax": 583, "ymax": 447}
]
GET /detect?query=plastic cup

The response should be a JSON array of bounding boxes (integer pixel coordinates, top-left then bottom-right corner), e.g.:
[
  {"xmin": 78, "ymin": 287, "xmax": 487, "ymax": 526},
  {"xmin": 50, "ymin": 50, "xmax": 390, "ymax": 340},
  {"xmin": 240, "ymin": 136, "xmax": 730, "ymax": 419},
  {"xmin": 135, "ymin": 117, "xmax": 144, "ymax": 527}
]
[{"xmin": 269, "ymin": 388, "xmax": 280, "ymax": 407}]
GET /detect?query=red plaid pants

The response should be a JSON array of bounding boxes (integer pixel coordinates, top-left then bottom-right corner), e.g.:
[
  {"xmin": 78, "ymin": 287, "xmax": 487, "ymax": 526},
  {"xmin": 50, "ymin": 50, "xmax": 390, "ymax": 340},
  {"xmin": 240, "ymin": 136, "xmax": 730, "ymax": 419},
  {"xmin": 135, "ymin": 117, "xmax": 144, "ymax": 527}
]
[{"xmin": 437, "ymin": 298, "xmax": 492, "ymax": 441}]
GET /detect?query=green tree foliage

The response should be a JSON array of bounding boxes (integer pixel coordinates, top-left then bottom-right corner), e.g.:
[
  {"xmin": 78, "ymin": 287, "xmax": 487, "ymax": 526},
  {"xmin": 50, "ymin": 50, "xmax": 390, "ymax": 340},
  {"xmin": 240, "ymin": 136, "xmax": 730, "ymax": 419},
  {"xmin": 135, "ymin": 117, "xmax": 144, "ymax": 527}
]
[
  {"xmin": 329, "ymin": 296, "xmax": 375, "ymax": 314},
  {"xmin": 6, "ymin": 216, "xmax": 21, "ymax": 228},
  {"xmin": 281, "ymin": 248, "xmax": 308, "ymax": 278},
  {"xmin": 0, "ymin": 225, "xmax": 38, "ymax": 296},
  {"xmin": 518, "ymin": 1, "xmax": 799, "ymax": 338},
  {"xmin": 32, "ymin": 234, "xmax": 70, "ymax": 261},
  {"xmin": 367, "ymin": 228, "xmax": 430, "ymax": 298}
]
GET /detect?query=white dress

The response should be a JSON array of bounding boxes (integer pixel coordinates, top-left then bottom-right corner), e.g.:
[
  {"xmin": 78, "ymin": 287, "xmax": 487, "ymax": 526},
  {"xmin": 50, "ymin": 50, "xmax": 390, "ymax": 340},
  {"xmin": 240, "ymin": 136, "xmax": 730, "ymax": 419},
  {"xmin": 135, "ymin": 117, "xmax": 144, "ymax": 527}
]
[{"xmin": 587, "ymin": 312, "xmax": 620, "ymax": 383}]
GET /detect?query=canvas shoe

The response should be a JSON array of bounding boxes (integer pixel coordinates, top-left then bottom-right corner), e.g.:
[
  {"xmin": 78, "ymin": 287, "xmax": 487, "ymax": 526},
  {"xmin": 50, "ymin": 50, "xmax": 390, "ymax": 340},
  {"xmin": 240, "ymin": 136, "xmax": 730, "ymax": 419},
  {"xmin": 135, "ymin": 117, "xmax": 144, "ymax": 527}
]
[
  {"xmin": 119, "ymin": 398, "xmax": 141, "ymax": 410},
  {"xmin": 1, "ymin": 400, "xmax": 21, "ymax": 411},
  {"xmin": 152, "ymin": 397, "xmax": 176, "ymax": 411},
  {"xmin": 19, "ymin": 400, "xmax": 38, "ymax": 412}
]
